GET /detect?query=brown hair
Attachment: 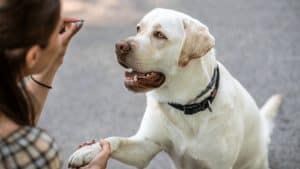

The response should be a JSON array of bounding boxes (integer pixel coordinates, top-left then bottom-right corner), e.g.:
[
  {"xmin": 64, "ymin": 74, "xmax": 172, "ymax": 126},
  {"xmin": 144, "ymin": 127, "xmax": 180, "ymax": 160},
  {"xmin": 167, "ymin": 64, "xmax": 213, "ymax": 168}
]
[{"xmin": 0, "ymin": 0, "xmax": 61, "ymax": 126}]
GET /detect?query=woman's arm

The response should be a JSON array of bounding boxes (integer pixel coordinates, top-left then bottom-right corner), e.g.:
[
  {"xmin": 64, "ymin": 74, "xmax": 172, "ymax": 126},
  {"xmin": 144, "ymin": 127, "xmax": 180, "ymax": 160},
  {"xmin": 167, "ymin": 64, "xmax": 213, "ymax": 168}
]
[
  {"xmin": 26, "ymin": 18, "xmax": 83, "ymax": 123},
  {"xmin": 26, "ymin": 66, "xmax": 59, "ymax": 123}
]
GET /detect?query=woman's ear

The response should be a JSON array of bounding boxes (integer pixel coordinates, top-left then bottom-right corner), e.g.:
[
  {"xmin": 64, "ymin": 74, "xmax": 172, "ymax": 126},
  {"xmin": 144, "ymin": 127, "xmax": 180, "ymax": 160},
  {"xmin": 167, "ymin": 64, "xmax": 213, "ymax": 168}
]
[{"xmin": 25, "ymin": 45, "xmax": 41, "ymax": 71}]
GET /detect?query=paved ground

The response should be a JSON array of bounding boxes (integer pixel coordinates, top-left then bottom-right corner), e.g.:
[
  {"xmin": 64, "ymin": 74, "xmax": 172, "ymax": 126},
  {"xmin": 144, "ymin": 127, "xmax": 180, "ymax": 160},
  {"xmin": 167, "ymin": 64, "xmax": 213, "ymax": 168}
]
[{"xmin": 39, "ymin": 0, "xmax": 299, "ymax": 168}]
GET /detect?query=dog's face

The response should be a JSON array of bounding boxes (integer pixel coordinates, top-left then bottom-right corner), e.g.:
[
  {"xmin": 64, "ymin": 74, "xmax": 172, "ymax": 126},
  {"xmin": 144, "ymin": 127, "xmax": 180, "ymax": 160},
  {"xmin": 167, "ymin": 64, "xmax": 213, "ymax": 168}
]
[{"xmin": 115, "ymin": 8, "xmax": 215, "ymax": 93}]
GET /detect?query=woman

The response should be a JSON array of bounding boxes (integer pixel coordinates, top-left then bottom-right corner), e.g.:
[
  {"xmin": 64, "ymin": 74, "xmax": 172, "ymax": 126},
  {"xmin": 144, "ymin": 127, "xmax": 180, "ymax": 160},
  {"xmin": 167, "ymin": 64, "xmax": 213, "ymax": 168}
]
[{"xmin": 0, "ymin": 0, "xmax": 110, "ymax": 169}]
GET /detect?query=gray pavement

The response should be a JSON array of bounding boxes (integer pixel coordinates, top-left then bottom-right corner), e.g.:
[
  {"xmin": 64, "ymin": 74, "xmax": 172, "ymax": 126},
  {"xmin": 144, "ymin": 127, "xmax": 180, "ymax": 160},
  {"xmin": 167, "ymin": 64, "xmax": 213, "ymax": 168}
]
[{"xmin": 39, "ymin": 0, "xmax": 300, "ymax": 168}]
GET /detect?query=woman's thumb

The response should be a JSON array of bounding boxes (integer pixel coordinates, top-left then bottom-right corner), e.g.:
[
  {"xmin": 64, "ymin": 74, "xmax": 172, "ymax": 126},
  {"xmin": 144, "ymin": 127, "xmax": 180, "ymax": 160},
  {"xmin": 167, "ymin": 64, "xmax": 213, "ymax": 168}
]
[{"xmin": 100, "ymin": 140, "xmax": 111, "ymax": 156}]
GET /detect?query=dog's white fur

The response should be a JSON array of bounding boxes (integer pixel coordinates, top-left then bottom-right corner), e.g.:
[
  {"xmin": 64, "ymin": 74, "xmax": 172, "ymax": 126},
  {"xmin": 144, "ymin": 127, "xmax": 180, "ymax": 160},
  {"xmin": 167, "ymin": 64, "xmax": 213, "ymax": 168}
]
[{"xmin": 68, "ymin": 8, "xmax": 282, "ymax": 169}]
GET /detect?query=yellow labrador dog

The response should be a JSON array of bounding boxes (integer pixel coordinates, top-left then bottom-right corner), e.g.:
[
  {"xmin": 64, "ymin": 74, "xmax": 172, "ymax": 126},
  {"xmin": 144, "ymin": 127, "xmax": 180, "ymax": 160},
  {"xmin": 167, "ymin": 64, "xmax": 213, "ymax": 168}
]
[{"xmin": 68, "ymin": 8, "xmax": 282, "ymax": 169}]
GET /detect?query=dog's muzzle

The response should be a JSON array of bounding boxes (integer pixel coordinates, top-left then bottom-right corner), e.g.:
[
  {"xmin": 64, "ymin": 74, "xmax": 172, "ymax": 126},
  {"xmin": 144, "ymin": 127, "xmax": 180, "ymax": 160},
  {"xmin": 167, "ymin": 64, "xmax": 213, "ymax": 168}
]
[{"xmin": 115, "ymin": 40, "xmax": 166, "ymax": 93}]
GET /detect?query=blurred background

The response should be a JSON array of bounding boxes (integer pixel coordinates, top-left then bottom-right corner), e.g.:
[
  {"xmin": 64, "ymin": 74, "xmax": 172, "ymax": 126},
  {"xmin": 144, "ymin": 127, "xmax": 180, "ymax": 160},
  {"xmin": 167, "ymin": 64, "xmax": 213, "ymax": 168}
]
[{"xmin": 39, "ymin": 0, "xmax": 300, "ymax": 168}]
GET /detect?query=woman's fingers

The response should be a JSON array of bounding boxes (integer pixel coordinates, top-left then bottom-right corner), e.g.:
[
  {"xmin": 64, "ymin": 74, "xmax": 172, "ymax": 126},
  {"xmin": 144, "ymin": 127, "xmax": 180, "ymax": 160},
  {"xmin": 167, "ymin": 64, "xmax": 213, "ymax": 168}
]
[
  {"xmin": 99, "ymin": 140, "xmax": 111, "ymax": 157},
  {"xmin": 55, "ymin": 17, "xmax": 84, "ymax": 63},
  {"xmin": 59, "ymin": 18, "xmax": 82, "ymax": 34},
  {"xmin": 63, "ymin": 17, "xmax": 82, "ymax": 23},
  {"xmin": 60, "ymin": 17, "xmax": 84, "ymax": 46},
  {"xmin": 86, "ymin": 140, "xmax": 111, "ymax": 169}
]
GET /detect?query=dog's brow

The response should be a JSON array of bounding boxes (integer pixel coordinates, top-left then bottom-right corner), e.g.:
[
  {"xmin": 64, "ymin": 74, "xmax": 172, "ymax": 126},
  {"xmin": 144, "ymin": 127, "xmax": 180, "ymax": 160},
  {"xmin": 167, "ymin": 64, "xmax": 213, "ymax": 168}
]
[{"xmin": 153, "ymin": 24, "xmax": 162, "ymax": 30}]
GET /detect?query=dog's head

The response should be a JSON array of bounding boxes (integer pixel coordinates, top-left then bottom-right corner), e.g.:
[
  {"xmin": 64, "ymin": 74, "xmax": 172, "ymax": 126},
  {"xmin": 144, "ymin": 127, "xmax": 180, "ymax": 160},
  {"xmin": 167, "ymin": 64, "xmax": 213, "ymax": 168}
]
[{"xmin": 115, "ymin": 8, "xmax": 215, "ymax": 93}]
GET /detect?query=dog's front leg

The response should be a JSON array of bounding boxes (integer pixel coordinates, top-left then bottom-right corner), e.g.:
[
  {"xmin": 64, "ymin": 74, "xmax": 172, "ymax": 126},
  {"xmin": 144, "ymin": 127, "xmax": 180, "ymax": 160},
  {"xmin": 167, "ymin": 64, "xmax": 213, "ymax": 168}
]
[
  {"xmin": 68, "ymin": 99, "xmax": 166, "ymax": 169},
  {"xmin": 68, "ymin": 135, "xmax": 162, "ymax": 169},
  {"xmin": 106, "ymin": 135, "xmax": 162, "ymax": 169}
]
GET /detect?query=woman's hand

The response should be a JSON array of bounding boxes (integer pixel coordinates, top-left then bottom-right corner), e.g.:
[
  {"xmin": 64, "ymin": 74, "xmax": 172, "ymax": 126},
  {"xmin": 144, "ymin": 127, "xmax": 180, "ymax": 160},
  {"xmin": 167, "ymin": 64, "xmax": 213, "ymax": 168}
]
[
  {"xmin": 53, "ymin": 17, "xmax": 84, "ymax": 70},
  {"xmin": 79, "ymin": 140, "xmax": 111, "ymax": 169}
]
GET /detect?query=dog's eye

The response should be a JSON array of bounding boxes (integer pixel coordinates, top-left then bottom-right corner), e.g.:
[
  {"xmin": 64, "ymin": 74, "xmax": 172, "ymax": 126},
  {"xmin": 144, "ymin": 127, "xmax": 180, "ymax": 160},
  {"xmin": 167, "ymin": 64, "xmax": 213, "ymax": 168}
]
[
  {"xmin": 153, "ymin": 31, "xmax": 167, "ymax": 40},
  {"xmin": 137, "ymin": 26, "xmax": 141, "ymax": 32}
]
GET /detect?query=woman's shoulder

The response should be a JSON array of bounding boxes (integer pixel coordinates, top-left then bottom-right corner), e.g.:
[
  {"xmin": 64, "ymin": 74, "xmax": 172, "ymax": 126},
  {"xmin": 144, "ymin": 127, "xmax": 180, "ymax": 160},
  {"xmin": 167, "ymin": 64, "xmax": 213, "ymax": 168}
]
[
  {"xmin": 1, "ymin": 126, "xmax": 58, "ymax": 151},
  {"xmin": 0, "ymin": 126, "xmax": 62, "ymax": 169}
]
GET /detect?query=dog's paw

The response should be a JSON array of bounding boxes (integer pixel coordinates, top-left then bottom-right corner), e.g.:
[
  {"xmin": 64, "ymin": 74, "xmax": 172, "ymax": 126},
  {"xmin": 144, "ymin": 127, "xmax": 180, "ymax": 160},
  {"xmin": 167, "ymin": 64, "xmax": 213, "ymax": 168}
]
[{"xmin": 68, "ymin": 142, "xmax": 102, "ymax": 168}]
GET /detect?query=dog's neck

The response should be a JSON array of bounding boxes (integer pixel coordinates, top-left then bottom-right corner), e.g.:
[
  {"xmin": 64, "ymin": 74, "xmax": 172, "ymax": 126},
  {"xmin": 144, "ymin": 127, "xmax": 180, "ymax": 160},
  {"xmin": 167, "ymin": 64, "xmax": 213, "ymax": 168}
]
[{"xmin": 147, "ymin": 49, "xmax": 217, "ymax": 105}]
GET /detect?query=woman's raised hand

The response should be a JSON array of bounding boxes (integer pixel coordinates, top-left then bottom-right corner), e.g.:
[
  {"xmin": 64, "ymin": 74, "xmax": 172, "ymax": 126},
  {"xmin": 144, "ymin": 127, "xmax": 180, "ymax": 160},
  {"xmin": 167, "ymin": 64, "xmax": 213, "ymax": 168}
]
[{"xmin": 54, "ymin": 17, "xmax": 84, "ymax": 69}]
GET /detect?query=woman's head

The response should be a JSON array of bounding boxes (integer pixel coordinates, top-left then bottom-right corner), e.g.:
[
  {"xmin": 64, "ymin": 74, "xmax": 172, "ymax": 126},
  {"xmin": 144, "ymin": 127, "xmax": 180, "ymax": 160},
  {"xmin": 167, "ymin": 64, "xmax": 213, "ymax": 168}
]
[{"xmin": 0, "ymin": 0, "xmax": 61, "ymax": 126}]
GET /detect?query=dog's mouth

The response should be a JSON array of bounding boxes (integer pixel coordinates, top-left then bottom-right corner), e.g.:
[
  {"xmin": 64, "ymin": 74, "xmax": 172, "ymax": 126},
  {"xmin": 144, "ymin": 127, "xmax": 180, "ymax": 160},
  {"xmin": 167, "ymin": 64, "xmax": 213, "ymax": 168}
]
[{"xmin": 124, "ymin": 69, "xmax": 165, "ymax": 93}]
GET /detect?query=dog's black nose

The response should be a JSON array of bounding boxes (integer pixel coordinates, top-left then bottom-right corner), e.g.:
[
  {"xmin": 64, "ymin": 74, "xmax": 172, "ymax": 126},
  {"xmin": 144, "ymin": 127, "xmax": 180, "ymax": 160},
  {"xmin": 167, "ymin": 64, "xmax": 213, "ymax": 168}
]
[{"xmin": 116, "ymin": 40, "xmax": 131, "ymax": 55}]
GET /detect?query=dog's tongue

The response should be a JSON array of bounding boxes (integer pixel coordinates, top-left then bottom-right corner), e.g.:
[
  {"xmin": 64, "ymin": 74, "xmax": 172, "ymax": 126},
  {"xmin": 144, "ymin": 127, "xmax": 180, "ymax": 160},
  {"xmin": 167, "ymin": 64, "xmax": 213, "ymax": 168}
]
[{"xmin": 124, "ymin": 71, "xmax": 165, "ymax": 92}]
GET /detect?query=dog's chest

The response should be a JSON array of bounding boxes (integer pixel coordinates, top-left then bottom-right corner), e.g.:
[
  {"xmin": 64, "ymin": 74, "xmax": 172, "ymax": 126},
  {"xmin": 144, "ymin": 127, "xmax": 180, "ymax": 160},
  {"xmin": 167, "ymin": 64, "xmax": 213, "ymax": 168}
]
[
  {"xmin": 168, "ymin": 128, "xmax": 230, "ymax": 169},
  {"xmin": 160, "ymin": 105, "xmax": 240, "ymax": 169}
]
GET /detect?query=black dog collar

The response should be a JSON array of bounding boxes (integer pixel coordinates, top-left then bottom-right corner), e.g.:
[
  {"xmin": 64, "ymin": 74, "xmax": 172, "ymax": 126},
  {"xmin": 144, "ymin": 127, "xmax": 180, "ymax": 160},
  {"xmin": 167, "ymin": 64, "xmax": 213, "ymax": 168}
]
[{"xmin": 168, "ymin": 66, "xmax": 220, "ymax": 115}]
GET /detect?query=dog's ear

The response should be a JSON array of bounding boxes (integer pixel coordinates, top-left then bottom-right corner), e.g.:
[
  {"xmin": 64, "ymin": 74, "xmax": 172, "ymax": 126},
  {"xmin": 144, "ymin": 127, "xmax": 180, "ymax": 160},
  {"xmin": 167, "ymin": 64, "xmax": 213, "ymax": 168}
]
[{"xmin": 178, "ymin": 19, "xmax": 215, "ymax": 67}]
